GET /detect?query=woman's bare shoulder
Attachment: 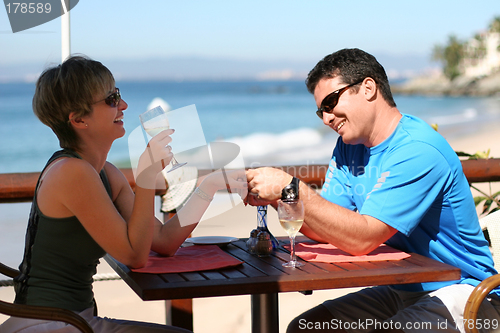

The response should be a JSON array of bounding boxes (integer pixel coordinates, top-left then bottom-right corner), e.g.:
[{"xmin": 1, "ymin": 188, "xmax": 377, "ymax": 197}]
[
  {"xmin": 37, "ymin": 158, "xmax": 102, "ymax": 217},
  {"xmin": 43, "ymin": 157, "xmax": 97, "ymax": 181}
]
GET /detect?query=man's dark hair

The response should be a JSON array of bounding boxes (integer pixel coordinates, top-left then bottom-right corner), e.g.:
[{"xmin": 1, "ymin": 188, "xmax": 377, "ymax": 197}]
[{"xmin": 305, "ymin": 48, "xmax": 396, "ymax": 107}]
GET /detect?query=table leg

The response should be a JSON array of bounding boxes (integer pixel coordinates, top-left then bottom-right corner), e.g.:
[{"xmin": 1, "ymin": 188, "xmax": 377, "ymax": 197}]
[
  {"xmin": 163, "ymin": 211, "xmax": 194, "ymax": 330},
  {"xmin": 165, "ymin": 299, "xmax": 193, "ymax": 331},
  {"xmin": 251, "ymin": 293, "xmax": 278, "ymax": 333}
]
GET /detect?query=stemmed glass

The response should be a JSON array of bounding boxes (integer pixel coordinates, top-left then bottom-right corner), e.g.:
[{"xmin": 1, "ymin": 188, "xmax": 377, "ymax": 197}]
[
  {"xmin": 277, "ymin": 199, "xmax": 305, "ymax": 267},
  {"xmin": 139, "ymin": 106, "xmax": 187, "ymax": 172}
]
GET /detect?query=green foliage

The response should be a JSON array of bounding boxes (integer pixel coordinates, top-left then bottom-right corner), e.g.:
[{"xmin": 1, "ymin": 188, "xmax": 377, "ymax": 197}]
[
  {"xmin": 460, "ymin": 149, "xmax": 500, "ymax": 217},
  {"xmin": 466, "ymin": 34, "xmax": 487, "ymax": 61},
  {"xmin": 456, "ymin": 149, "xmax": 490, "ymax": 160},
  {"xmin": 489, "ymin": 16, "xmax": 500, "ymax": 33},
  {"xmin": 473, "ymin": 189, "xmax": 500, "ymax": 217},
  {"xmin": 432, "ymin": 35, "xmax": 464, "ymax": 81},
  {"xmin": 431, "ymin": 16, "xmax": 500, "ymax": 81}
]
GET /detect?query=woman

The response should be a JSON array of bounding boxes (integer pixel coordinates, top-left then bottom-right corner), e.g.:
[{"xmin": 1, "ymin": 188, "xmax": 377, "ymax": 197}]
[{"xmin": 0, "ymin": 55, "xmax": 246, "ymax": 332}]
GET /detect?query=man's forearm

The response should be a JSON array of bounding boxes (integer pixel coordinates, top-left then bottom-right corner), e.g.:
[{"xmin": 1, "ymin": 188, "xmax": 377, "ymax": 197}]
[{"xmin": 299, "ymin": 222, "xmax": 328, "ymax": 243}]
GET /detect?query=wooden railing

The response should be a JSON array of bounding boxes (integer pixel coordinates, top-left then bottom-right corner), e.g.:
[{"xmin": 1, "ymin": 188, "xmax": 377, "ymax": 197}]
[{"xmin": 1, "ymin": 160, "xmax": 500, "ymax": 203}]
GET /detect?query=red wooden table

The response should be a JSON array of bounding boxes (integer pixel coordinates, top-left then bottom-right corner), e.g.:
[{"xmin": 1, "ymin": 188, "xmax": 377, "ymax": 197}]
[{"xmin": 105, "ymin": 237, "xmax": 461, "ymax": 333}]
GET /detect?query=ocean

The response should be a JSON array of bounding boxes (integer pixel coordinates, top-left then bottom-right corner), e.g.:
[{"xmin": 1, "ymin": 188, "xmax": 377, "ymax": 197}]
[
  {"xmin": 2, "ymin": 80, "xmax": 500, "ymax": 174},
  {"xmin": 1, "ymin": 80, "xmax": 500, "ymax": 267}
]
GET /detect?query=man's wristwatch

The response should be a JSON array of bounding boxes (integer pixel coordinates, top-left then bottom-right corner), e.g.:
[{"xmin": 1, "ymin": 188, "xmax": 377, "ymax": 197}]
[{"xmin": 281, "ymin": 177, "xmax": 300, "ymax": 201}]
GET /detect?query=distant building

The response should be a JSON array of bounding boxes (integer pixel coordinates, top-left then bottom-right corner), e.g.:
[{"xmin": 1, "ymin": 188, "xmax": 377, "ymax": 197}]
[{"xmin": 462, "ymin": 31, "xmax": 500, "ymax": 78}]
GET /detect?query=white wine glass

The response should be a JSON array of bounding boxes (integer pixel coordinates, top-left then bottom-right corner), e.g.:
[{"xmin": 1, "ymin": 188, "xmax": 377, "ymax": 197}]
[
  {"xmin": 139, "ymin": 106, "xmax": 187, "ymax": 173},
  {"xmin": 277, "ymin": 199, "xmax": 305, "ymax": 267}
]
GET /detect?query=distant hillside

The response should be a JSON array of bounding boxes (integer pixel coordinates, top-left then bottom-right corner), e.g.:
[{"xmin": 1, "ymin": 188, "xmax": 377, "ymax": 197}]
[
  {"xmin": 392, "ymin": 70, "xmax": 500, "ymax": 96},
  {"xmin": 0, "ymin": 53, "xmax": 434, "ymax": 83}
]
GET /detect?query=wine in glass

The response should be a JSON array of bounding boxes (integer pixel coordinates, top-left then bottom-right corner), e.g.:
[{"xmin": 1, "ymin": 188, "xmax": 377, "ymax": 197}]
[
  {"xmin": 139, "ymin": 106, "xmax": 187, "ymax": 172},
  {"xmin": 277, "ymin": 199, "xmax": 305, "ymax": 267}
]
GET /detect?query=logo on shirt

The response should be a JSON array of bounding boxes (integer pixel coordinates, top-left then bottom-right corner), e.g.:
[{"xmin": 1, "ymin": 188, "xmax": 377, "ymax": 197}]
[{"xmin": 366, "ymin": 171, "xmax": 390, "ymax": 200}]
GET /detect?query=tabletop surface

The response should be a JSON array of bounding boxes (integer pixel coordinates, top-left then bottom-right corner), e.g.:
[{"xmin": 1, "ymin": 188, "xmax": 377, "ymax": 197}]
[{"xmin": 105, "ymin": 237, "xmax": 461, "ymax": 301}]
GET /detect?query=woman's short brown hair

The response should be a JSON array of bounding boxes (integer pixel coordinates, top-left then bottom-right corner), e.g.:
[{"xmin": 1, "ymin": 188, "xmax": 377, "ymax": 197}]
[{"xmin": 32, "ymin": 55, "xmax": 115, "ymax": 149}]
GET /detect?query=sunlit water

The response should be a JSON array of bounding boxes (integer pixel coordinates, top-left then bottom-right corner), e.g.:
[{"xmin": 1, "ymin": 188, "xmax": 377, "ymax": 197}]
[{"xmin": 1, "ymin": 80, "xmax": 500, "ymax": 267}]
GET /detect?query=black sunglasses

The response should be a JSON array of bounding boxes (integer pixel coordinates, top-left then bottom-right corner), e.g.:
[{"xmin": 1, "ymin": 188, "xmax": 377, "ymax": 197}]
[
  {"xmin": 94, "ymin": 88, "xmax": 121, "ymax": 107},
  {"xmin": 316, "ymin": 81, "xmax": 363, "ymax": 119}
]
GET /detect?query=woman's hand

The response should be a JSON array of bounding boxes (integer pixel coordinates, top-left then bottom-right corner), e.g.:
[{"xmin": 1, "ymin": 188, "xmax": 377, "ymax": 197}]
[
  {"xmin": 245, "ymin": 193, "xmax": 276, "ymax": 206},
  {"xmin": 136, "ymin": 129, "xmax": 174, "ymax": 189},
  {"xmin": 200, "ymin": 169, "xmax": 248, "ymax": 200}
]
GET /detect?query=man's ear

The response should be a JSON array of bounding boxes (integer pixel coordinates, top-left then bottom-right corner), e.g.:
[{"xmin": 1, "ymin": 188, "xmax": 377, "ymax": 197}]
[{"xmin": 363, "ymin": 77, "xmax": 378, "ymax": 102}]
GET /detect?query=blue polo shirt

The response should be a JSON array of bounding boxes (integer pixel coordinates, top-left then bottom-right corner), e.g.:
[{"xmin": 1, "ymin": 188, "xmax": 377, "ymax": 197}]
[{"xmin": 321, "ymin": 114, "xmax": 497, "ymax": 292}]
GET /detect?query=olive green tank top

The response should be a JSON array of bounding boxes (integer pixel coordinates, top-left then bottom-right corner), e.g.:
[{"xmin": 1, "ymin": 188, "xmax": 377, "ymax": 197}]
[{"xmin": 14, "ymin": 149, "xmax": 110, "ymax": 312}]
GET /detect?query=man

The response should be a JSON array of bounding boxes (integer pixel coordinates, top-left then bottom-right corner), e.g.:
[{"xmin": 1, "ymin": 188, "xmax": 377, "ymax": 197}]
[{"xmin": 246, "ymin": 48, "xmax": 500, "ymax": 332}]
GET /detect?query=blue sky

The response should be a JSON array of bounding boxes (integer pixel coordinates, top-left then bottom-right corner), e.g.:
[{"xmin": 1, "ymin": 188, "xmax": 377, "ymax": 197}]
[{"xmin": 1, "ymin": 1, "xmax": 499, "ymax": 74}]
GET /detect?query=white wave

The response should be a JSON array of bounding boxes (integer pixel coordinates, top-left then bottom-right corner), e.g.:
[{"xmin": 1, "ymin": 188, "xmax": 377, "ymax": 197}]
[
  {"xmin": 216, "ymin": 127, "xmax": 336, "ymax": 166},
  {"xmin": 428, "ymin": 108, "xmax": 478, "ymax": 126},
  {"xmin": 222, "ymin": 127, "xmax": 322, "ymax": 157}
]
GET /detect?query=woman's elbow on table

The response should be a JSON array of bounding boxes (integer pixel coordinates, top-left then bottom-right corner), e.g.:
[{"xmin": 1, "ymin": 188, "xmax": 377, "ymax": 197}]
[
  {"xmin": 116, "ymin": 252, "xmax": 150, "ymax": 269},
  {"xmin": 127, "ymin": 258, "xmax": 148, "ymax": 269}
]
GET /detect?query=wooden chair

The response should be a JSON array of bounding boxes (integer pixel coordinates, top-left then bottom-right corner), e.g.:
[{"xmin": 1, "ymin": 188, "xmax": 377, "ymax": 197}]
[
  {"xmin": 464, "ymin": 210, "xmax": 500, "ymax": 333},
  {"xmin": 0, "ymin": 262, "xmax": 94, "ymax": 333}
]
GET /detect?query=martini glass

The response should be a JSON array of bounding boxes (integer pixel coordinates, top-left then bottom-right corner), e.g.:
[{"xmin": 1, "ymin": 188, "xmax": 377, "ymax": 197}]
[{"xmin": 139, "ymin": 106, "xmax": 187, "ymax": 172}]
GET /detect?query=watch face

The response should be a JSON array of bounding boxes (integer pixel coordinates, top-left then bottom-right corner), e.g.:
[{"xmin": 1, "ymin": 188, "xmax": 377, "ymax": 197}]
[
  {"xmin": 282, "ymin": 184, "xmax": 298, "ymax": 201},
  {"xmin": 282, "ymin": 177, "xmax": 300, "ymax": 201}
]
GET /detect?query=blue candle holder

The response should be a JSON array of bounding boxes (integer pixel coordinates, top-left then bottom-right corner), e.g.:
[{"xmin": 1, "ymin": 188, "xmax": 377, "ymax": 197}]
[{"xmin": 257, "ymin": 205, "xmax": 279, "ymax": 248}]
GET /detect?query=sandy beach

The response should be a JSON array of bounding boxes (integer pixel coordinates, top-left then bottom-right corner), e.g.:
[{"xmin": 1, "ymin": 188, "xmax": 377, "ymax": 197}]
[{"xmin": 1, "ymin": 122, "xmax": 500, "ymax": 332}]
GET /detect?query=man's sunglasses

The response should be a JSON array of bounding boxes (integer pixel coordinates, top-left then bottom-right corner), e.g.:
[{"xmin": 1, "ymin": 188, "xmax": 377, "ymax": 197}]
[
  {"xmin": 316, "ymin": 81, "xmax": 363, "ymax": 119},
  {"xmin": 94, "ymin": 88, "xmax": 121, "ymax": 107}
]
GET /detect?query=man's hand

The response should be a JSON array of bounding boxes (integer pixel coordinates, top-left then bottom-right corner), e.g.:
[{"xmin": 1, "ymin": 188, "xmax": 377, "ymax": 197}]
[{"xmin": 245, "ymin": 167, "xmax": 293, "ymax": 205}]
